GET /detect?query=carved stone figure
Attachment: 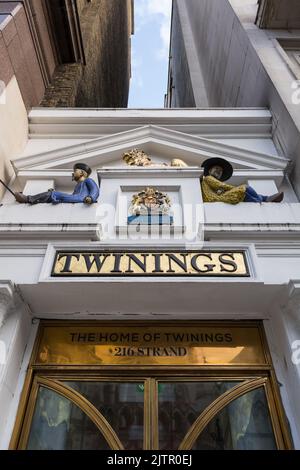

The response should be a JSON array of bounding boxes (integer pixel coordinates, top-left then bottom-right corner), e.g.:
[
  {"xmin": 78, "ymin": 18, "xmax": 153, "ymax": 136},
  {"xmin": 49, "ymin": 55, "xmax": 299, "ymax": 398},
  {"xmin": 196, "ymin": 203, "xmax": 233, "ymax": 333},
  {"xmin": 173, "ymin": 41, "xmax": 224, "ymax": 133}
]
[
  {"xmin": 123, "ymin": 149, "xmax": 152, "ymax": 167},
  {"xmin": 122, "ymin": 149, "xmax": 188, "ymax": 168},
  {"xmin": 201, "ymin": 158, "xmax": 284, "ymax": 204},
  {"xmin": 14, "ymin": 163, "xmax": 99, "ymax": 205},
  {"xmin": 170, "ymin": 158, "xmax": 188, "ymax": 168}
]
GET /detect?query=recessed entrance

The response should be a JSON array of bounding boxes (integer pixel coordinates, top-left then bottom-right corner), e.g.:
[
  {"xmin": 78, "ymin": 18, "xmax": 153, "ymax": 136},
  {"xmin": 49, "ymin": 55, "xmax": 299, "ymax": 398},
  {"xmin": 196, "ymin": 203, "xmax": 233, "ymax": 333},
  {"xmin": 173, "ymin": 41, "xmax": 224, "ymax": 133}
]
[{"xmin": 10, "ymin": 321, "xmax": 292, "ymax": 450}]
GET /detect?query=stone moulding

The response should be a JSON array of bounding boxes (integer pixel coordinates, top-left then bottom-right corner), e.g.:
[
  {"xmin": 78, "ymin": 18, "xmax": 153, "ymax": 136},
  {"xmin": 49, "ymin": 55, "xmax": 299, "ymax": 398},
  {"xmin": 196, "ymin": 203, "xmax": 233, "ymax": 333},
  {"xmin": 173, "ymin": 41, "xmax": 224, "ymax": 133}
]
[
  {"xmin": 0, "ymin": 224, "xmax": 101, "ymax": 240},
  {"xmin": 0, "ymin": 281, "xmax": 15, "ymax": 329}
]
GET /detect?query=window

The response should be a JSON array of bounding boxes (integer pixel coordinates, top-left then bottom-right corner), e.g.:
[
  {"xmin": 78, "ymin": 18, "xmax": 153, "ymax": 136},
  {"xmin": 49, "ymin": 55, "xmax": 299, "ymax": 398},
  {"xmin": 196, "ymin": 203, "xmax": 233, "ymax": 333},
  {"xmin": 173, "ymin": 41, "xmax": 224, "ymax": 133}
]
[{"xmin": 276, "ymin": 38, "xmax": 300, "ymax": 79}]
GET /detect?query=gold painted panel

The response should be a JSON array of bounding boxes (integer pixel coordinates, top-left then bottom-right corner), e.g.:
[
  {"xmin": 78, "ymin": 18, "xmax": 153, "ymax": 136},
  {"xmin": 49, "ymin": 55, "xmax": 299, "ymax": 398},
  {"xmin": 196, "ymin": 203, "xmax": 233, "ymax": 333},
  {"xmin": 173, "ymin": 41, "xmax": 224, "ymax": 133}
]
[
  {"xmin": 35, "ymin": 324, "xmax": 266, "ymax": 366},
  {"xmin": 52, "ymin": 251, "xmax": 249, "ymax": 277}
]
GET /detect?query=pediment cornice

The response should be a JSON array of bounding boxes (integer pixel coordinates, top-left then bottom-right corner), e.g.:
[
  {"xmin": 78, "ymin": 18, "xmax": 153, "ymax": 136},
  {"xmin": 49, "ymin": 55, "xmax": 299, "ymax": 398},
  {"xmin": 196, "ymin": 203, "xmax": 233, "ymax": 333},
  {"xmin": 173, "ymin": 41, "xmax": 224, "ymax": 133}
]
[{"xmin": 12, "ymin": 125, "xmax": 289, "ymax": 173}]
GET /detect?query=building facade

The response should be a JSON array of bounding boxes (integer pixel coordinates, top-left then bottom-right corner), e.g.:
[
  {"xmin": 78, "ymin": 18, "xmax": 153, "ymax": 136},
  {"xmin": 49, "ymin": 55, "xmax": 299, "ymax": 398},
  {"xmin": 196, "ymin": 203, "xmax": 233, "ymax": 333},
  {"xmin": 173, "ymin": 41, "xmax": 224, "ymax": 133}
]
[
  {"xmin": 0, "ymin": 108, "xmax": 299, "ymax": 450},
  {"xmin": 0, "ymin": 0, "xmax": 133, "ymax": 199},
  {"xmin": 166, "ymin": 0, "xmax": 300, "ymax": 200}
]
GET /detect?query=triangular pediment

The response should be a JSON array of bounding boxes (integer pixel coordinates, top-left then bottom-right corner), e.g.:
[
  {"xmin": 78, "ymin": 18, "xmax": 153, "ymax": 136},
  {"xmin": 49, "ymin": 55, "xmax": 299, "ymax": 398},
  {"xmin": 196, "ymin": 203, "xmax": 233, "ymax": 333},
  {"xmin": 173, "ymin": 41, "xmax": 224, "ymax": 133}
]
[{"xmin": 13, "ymin": 125, "xmax": 289, "ymax": 174}]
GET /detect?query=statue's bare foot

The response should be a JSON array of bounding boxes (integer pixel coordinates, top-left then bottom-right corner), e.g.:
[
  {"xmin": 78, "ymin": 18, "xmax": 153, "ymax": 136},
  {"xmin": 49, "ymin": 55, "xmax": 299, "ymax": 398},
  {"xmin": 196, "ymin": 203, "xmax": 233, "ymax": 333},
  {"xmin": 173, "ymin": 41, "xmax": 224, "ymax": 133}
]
[
  {"xmin": 15, "ymin": 192, "xmax": 29, "ymax": 203},
  {"xmin": 266, "ymin": 192, "xmax": 284, "ymax": 203}
]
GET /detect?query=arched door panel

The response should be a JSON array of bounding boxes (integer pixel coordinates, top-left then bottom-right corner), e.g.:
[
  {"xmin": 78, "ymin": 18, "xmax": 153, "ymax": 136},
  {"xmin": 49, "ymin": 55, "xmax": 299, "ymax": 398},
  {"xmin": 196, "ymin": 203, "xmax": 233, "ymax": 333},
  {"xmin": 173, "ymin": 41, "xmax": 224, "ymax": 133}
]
[
  {"xmin": 20, "ymin": 377, "xmax": 125, "ymax": 450},
  {"xmin": 179, "ymin": 378, "xmax": 279, "ymax": 450},
  {"xmin": 63, "ymin": 380, "xmax": 145, "ymax": 450},
  {"xmin": 157, "ymin": 380, "xmax": 240, "ymax": 450}
]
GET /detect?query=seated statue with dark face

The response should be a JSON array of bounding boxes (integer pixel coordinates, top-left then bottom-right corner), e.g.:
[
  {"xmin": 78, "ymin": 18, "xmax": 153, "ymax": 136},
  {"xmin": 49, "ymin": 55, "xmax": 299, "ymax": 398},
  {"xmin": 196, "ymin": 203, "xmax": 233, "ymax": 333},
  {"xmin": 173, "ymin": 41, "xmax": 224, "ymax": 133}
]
[{"xmin": 201, "ymin": 158, "xmax": 284, "ymax": 204}]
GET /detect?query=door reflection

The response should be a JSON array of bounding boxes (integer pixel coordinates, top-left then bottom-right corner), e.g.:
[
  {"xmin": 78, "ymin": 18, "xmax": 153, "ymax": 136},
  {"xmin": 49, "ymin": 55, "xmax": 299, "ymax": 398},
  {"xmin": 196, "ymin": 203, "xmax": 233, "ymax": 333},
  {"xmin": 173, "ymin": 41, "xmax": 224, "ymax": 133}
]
[
  {"xmin": 27, "ymin": 387, "xmax": 110, "ymax": 450},
  {"xmin": 192, "ymin": 387, "xmax": 276, "ymax": 450},
  {"xmin": 158, "ymin": 382, "xmax": 237, "ymax": 450},
  {"xmin": 65, "ymin": 381, "xmax": 144, "ymax": 450}
]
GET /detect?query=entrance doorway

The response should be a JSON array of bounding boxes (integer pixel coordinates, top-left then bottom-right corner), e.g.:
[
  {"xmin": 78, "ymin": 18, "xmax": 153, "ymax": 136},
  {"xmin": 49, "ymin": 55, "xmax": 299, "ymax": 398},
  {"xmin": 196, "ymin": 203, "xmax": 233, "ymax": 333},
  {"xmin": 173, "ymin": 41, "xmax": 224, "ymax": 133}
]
[
  {"xmin": 10, "ymin": 321, "xmax": 292, "ymax": 450},
  {"xmin": 13, "ymin": 372, "xmax": 289, "ymax": 450}
]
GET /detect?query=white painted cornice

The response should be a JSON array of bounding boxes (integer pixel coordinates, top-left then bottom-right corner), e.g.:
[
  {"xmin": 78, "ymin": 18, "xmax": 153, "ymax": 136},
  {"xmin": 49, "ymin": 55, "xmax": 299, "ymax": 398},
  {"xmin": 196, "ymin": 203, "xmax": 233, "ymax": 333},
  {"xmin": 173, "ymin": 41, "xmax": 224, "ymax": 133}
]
[
  {"xmin": 12, "ymin": 125, "xmax": 289, "ymax": 173},
  {"xmin": 28, "ymin": 108, "xmax": 273, "ymax": 140},
  {"xmin": 16, "ymin": 169, "xmax": 285, "ymax": 187},
  {"xmin": 0, "ymin": 224, "xmax": 101, "ymax": 241},
  {"xmin": 204, "ymin": 223, "xmax": 300, "ymax": 240},
  {"xmin": 97, "ymin": 167, "xmax": 203, "ymax": 179},
  {"xmin": 29, "ymin": 108, "xmax": 272, "ymax": 121}
]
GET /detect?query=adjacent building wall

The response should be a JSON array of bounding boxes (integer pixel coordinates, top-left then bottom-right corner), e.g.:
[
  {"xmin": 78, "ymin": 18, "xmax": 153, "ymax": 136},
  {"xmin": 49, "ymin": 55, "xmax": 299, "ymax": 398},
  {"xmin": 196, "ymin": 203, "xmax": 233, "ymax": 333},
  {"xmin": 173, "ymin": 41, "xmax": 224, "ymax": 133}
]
[
  {"xmin": 0, "ymin": 0, "xmax": 133, "ymax": 196},
  {"xmin": 0, "ymin": 2, "xmax": 45, "ymax": 108},
  {"xmin": 0, "ymin": 0, "xmax": 133, "ymax": 109},
  {"xmin": 76, "ymin": 0, "xmax": 132, "ymax": 108},
  {"xmin": 40, "ymin": 0, "xmax": 133, "ymax": 108},
  {"xmin": 0, "ymin": 3, "xmax": 30, "ymax": 199},
  {"xmin": 166, "ymin": 0, "xmax": 196, "ymax": 107},
  {"xmin": 0, "ymin": 76, "xmax": 28, "ymax": 200},
  {"xmin": 167, "ymin": 0, "xmax": 300, "ymax": 198}
]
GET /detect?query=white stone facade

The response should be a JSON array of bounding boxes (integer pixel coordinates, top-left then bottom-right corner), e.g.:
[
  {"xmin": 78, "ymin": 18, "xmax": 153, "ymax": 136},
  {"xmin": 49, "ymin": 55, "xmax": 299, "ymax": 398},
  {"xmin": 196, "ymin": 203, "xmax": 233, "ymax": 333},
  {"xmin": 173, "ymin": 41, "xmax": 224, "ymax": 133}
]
[{"xmin": 0, "ymin": 108, "xmax": 299, "ymax": 448}]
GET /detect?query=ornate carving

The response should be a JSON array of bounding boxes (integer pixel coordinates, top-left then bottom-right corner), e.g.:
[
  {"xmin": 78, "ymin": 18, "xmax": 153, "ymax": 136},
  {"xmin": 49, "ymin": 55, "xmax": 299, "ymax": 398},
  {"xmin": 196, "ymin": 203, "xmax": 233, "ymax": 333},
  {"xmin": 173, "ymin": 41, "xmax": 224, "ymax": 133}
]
[
  {"xmin": 0, "ymin": 282, "xmax": 14, "ymax": 328},
  {"xmin": 129, "ymin": 187, "xmax": 171, "ymax": 216},
  {"xmin": 122, "ymin": 149, "xmax": 188, "ymax": 168},
  {"xmin": 122, "ymin": 149, "xmax": 152, "ymax": 167},
  {"xmin": 171, "ymin": 158, "xmax": 188, "ymax": 168}
]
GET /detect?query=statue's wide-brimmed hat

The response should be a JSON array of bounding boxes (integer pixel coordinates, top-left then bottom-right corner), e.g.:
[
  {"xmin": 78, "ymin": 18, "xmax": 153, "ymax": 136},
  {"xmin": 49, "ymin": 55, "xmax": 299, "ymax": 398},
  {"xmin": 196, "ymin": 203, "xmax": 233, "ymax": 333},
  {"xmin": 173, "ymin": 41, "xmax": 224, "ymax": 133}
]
[
  {"xmin": 73, "ymin": 162, "xmax": 92, "ymax": 176},
  {"xmin": 202, "ymin": 158, "xmax": 233, "ymax": 181}
]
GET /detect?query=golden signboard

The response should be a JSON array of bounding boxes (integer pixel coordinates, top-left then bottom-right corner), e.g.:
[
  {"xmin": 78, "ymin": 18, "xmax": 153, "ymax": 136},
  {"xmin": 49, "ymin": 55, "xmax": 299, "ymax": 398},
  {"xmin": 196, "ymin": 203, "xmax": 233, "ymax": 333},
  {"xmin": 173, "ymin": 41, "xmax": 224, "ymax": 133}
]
[
  {"xmin": 35, "ymin": 323, "xmax": 266, "ymax": 366},
  {"xmin": 52, "ymin": 251, "xmax": 249, "ymax": 277}
]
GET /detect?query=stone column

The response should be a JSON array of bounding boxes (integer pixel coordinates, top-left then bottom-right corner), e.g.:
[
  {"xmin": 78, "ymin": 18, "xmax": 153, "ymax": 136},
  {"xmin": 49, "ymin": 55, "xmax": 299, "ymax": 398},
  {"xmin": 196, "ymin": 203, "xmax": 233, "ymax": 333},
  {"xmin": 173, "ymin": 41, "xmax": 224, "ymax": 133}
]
[
  {"xmin": 0, "ymin": 281, "xmax": 33, "ymax": 449},
  {"xmin": 279, "ymin": 280, "xmax": 300, "ymax": 448},
  {"xmin": 282, "ymin": 280, "xmax": 300, "ymax": 345}
]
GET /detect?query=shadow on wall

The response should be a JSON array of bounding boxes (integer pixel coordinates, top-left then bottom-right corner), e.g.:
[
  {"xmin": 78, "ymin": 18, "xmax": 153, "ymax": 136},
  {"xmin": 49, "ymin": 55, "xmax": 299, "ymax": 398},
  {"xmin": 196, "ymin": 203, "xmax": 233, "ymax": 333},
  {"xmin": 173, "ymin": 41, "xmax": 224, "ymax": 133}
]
[{"xmin": 0, "ymin": 77, "xmax": 28, "ymax": 199}]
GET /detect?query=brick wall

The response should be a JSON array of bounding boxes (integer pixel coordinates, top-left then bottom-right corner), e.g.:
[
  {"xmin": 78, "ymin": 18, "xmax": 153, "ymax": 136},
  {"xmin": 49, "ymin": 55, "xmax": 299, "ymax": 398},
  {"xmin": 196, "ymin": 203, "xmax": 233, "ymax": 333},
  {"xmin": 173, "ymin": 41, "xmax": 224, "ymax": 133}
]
[
  {"xmin": 0, "ymin": 0, "xmax": 132, "ymax": 109},
  {"xmin": 40, "ymin": 63, "xmax": 83, "ymax": 107},
  {"xmin": 40, "ymin": 0, "xmax": 132, "ymax": 108}
]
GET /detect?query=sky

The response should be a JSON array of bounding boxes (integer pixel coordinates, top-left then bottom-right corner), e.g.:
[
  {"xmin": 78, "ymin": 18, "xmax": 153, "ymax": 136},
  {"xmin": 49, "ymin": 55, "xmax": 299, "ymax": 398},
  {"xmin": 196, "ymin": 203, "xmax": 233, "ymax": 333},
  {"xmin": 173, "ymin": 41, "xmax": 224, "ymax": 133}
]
[{"xmin": 128, "ymin": 0, "xmax": 172, "ymax": 108}]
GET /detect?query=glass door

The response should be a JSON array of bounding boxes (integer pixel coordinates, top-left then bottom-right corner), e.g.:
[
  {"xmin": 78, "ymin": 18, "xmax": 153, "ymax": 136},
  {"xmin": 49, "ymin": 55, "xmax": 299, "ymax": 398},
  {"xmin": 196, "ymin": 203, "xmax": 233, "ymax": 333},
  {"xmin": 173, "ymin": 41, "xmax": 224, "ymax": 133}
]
[
  {"xmin": 157, "ymin": 378, "xmax": 278, "ymax": 450},
  {"xmin": 21, "ymin": 376, "xmax": 147, "ymax": 450},
  {"xmin": 17, "ymin": 374, "xmax": 289, "ymax": 450}
]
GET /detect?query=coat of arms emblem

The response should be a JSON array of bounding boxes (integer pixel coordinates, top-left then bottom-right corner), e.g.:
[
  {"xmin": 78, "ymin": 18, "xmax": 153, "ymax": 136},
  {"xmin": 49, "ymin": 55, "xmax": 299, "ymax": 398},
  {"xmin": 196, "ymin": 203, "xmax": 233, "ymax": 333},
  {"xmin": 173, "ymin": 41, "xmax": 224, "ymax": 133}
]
[{"xmin": 128, "ymin": 187, "xmax": 173, "ymax": 225}]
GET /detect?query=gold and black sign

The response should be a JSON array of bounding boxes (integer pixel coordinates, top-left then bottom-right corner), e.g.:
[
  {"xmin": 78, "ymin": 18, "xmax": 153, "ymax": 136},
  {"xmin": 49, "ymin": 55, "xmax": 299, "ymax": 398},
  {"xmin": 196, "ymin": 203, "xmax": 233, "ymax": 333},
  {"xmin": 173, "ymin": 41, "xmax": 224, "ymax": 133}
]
[
  {"xmin": 35, "ymin": 322, "xmax": 266, "ymax": 366},
  {"xmin": 52, "ymin": 250, "xmax": 249, "ymax": 277}
]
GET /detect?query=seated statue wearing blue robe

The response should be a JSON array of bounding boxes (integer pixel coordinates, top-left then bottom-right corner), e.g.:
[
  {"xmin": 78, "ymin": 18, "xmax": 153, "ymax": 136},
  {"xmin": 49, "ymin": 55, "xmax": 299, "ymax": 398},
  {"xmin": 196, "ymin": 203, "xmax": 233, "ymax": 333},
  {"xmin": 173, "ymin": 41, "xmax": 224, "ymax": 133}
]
[
  {"xmin": 27, "ymin": 178, "xmax": 99, "ymax": 205},
  {"xmin": 15, "ymin": 163, "xmax": 99, "ymax": 205}
]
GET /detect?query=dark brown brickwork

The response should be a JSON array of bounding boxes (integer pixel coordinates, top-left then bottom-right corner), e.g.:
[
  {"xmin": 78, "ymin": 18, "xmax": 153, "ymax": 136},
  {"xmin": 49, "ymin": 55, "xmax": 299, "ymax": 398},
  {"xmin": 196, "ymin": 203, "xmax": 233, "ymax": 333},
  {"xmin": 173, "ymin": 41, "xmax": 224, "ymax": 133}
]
[
  {"xmin": 40, "ymin": 0, "xmax": 132, "ymax": 108},
  {"xmin": 40, "ymin": 63, "xmax": 83, "ymax": 107},
  {"xmin": 0, "ymin": 0, "xmax": 132, "ymax": 109}
]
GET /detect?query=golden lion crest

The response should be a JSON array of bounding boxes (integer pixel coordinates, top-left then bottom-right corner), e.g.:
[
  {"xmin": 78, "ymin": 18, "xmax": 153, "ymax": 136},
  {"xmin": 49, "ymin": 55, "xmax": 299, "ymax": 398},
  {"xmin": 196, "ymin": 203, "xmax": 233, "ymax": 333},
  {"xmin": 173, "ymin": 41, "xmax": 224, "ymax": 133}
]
[{"xmin": 129, "ymin": 187, "xmax": 171, "ymax": 215}]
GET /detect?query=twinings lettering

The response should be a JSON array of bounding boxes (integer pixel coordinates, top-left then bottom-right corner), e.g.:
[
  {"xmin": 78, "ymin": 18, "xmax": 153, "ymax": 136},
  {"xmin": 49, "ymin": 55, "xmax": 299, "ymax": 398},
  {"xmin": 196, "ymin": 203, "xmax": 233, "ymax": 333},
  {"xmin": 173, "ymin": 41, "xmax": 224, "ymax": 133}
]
[
  {"xmin": 36, "ymin": 324, "xmax": 267, "ymax": 366},
  {"xmin": 69, "ymin": 331, "xmax": 233, "ymax": 343},
  {"xmin": 52, "ymin": 251, "xmax": 249, "ymax": 276}
]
